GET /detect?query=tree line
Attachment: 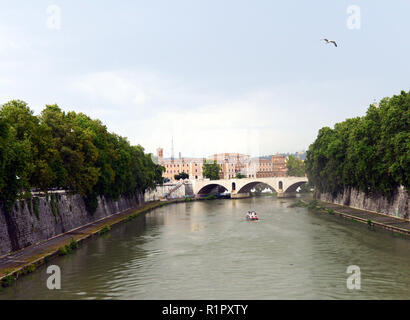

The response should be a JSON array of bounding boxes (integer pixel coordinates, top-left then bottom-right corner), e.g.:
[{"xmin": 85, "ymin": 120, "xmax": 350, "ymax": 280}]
[
  {"xmin": 305, "ymin": 90, "xmax": 409, "ymax": 199},
  {"xmin": 286, "ymin": 155, "xmax": 305, "ymax": 177},
  {"xmin": 0, "ymin": 100, "xmax": 165, "ymax": 213}
]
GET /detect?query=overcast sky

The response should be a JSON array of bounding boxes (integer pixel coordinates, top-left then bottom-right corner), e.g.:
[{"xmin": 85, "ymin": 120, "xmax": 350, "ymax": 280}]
[{"xmin": 0, "ymin": 0, "xmax": 409, "ymax": 158}]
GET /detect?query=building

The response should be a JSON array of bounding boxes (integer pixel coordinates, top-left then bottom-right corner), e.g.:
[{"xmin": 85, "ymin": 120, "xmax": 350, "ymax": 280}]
[
  {"xmin": 159, "ymin": 158, "xmax": 205, "ymax": 181},
  {"xmin": 157, "ymin": 148, "xmax": 288, "ymax": 181},
  {"xmin": 157, "ymin": 148, "xmax": 204, "ymax": 181},
  {"xmin": 208, "ymin": 153, "xmax": 251, "ymax": 179},
  {"xmin": 255, "ymin": 158, "xmax": 274, "ymax": 178},
  {"xmin": 249, "ymin": 154, "xmax": 288, "ymax": 178},
  {"xmin": 271, "ymin": 155, "xmax": 288, "ymax": 177}
]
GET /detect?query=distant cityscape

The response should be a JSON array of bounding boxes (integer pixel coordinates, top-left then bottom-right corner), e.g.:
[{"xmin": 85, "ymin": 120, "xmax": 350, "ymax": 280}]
[{"xmin": 155, "ymin": 148, "xmax": 306, "ymax": 181}]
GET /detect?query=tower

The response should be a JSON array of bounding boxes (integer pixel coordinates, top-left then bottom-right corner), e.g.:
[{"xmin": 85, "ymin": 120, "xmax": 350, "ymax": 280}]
[{"xmin": 157, "ymin": 148, "xmax": 163, "ymax": 159}]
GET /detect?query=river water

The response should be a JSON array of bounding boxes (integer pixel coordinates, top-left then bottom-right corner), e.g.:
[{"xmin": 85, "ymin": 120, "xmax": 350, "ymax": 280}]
[{"xmin": 1, "ymin": 196, "xmax": 410, "ymax": 300}]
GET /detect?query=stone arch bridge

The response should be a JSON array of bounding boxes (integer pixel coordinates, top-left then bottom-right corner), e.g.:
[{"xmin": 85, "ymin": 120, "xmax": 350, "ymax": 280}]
[{"xmin": 191, "ymin": 177, "xmax": 308, "ymax": 198}]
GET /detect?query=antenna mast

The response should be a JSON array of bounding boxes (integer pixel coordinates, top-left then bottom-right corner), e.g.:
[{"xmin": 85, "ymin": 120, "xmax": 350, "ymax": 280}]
[{"xmin": 171, "ymin": 136, "xmax": 174, "ymax": 161}]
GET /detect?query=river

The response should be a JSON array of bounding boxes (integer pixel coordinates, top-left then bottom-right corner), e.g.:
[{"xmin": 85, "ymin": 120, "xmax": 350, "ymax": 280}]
[{"xmin": 1, "ymin": 196, "xmax": 410, "ymax": 300}]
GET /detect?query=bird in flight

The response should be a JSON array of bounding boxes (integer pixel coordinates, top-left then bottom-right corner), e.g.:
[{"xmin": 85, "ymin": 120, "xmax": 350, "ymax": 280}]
[{"xmin": 322, "ymin": 38, "xmax": 337, "ymax": 47}]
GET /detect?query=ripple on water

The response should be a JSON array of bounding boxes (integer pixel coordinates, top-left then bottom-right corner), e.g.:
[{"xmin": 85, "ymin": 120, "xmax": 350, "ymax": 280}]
[{"xmin": 2, "ymin": 197, "xmax": 410, "ymax": 300}]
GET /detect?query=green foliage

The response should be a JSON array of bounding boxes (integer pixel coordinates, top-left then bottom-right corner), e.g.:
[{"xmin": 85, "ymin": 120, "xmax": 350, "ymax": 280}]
[
  {"xmin": 235, "ymin": 173, "xmax": 246, "ymax": 179},
  {"xmin": 0, "ymin": 100, "xmax": 163, "ymax": 211},
  {"xmin": 0, "ymin": 101, "xmax": 33, "ymax": 212},
  {"xmin": 126, "ymin": 213, "xmax": 138, "ymax": 221},
  {"xmin": 174, "ymin": 172, "xmax": 189, "ymax": 180},
  {"xmin": 50, "ymin": 194, "xmax": 60, "ymax": 217},
  {"xmin": 286, "ymin": 155, "xmax": 306, "ymax": 177},
  {"xmin": 203, "ymin": 160, "xmax": 221, "ymax": 180},
  {"xmin": 99, "ymin": 224, "xmax": 111, "ymax": 235},
  {"xmin": 84, "ymin": 192, "xmax": 98, "ymax": 215},
  {"xmin": 1, "ymin": 273, "xmax": 15, "ymax": 287},
  {"xmin": 204, "ymin": 195, "xmax": 217, "ymax": 200},
  {"xmin": 298, "ymin": 183, "xmax": 312, "ymax": 193},
  {"xmin": 307, "ymin": 200, "xmax": 319, "ymax": 210},
  {"xmin": 32, "ymin": 197, "xmax": 40, "ymax": 219},
  {"xmin": 306, "ymin": 91, "xmax": 410, "ymax": 199},
  {"xmin": 58, "ymin": 246, "xmax": 70, "ymax": 256},
  {"xmin": 58, "ymin": 239, "xmax": 78, "ymax": 256},
  {"xmin": 22, "ymin": 264, "xmax": 36, "ymax": 275},
  {"xmin": 288, "ymin": 200, "xmax": 305, "ymax": 208},
  {"xmin": 69, "ymin": 238, "xmax": 78, "ymax": 250}
]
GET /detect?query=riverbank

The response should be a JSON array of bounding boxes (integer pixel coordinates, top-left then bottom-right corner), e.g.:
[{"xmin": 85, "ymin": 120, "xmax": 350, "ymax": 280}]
[
  {"xmin": 297, "ymin": 199, "xmax": 410, "ymax": 239},
  {"xmin": 0, "ymin": 197, "xmax": 199, "ymax": 287},
  {"xmin": 0, "ymin": 194, "xmax": 239, "ymax": 287},
  {"xmin": 6, "ymin": 193, "xmax": 410, "ymax": 288},
  {"xmin": 4, "ymin": 194, "xmax": 410, "ymax": 300}
]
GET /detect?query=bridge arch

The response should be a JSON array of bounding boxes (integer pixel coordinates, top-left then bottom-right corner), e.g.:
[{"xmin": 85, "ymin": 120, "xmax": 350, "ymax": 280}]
[
  {"xmin": 237, "ymin": 181, "xmax": 277, "ymax": 194},
  {"xmin": 284, "ymin": 181, "xmax": 308, "ymax": 193},
  {"xmin": 192, "ymin": 176, "xmax": 308, "ymax": 197},
  {"xmin": 197, "ymin": 183, "xmax": 228, "ymax": 196}
]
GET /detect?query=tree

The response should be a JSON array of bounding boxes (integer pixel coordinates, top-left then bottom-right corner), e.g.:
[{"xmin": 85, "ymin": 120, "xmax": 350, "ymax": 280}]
[
  {"xmin": 235, "ymin": 173, "xmax": 246, "ymax": 179},
  {"xmin": 203, "ymin": 160, "xmax": 221, "ymax": 180},
  {"xmin": 286, "ymin": 155, "xmax": 305, "ymax": 177},
  {"xmin": 174, "ymin": 172, "xmax": 189, "ymax": 180},
  {"xmin": 0, "ymin": 99, "xmax": 165, "ymax": 213},
  {"xmin": 0, "ymin": 101, "xmax": 35, "ymax": 210},
  {"xmin": 305, "ymin": 90, "xmax": 410, "ymax": 199}
]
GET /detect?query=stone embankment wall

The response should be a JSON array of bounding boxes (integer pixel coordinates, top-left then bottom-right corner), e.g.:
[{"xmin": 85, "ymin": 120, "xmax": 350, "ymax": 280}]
[
  {"xmin": 315, "ymin": 186, "xmax": 409, "ymax": 219},
  {"xmin": 0, "ymin": 192, "xmax": 144, "ymax": 257}
]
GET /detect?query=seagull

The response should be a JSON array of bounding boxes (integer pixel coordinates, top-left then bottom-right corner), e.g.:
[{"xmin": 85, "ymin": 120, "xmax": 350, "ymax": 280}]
[{"xmin": 322, "ymin": 38, "xmax": 337, "ymax": 47}]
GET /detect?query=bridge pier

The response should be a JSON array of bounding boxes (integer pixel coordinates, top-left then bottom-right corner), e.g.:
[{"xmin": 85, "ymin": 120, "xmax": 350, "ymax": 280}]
[
  {"xmin": 277, "ymin": 191, "xmax": 297, "ymax": 198},
  {"xmin": 231, "ymin": 192, "xmax": 250, "ymax": 199}
]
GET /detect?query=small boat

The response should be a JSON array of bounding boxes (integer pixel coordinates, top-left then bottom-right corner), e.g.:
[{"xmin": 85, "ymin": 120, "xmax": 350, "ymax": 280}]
[{"xmin": 246, "ymin": 211, "xmax": 259, "ymax": 221}]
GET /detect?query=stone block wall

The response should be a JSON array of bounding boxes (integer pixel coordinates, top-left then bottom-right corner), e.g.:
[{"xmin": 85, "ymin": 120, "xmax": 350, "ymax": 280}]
[
  {"xmin": 0, "ymin": 192, "xmax": 144, "ymax": 256},
  {"xmin": 315, "ymin": 186, "xmax": 409, "ymax": 219}
]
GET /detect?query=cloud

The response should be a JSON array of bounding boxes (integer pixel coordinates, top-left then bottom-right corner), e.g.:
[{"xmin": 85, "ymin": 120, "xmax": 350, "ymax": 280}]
[
  {"xmin": 67, "ymin": 70, "xmax": 333, "ymax": 157},
  {"xmin": 73, "ymin": 71, "xmax": 151, "ymax": 106},
  {"xmin": 0, "ymin": 61, "xmax": 339, "ymax": 158}
]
